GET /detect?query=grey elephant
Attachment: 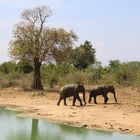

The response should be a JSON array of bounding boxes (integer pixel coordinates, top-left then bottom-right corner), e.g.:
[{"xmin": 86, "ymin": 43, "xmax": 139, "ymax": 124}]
[
  {"xmin": 88, "ymin": 85, "xmax": 117, "ymax": 104},
  {"xmin": 57, "ymin": 84, "xmax": 86, "ymax": 106}
]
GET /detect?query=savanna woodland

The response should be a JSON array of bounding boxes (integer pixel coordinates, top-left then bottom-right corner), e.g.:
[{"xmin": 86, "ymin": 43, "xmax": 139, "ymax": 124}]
[
  {"xmin": 0, "ymin": 5, "xmax": 139, "ymax": 90},
  {"xmin": 0, "ymin": 5, "xmax": 140, "ymax": 136}
]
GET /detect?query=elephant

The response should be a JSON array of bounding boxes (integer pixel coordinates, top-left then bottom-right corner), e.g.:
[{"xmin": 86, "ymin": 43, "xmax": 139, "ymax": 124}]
[
  {"xmin": 88, "ymin": 85, "xmax": 117, "ymax": 104},
  {"xmin": 57, "ymin": 84, "xmax": 86, "ymax": 106}
]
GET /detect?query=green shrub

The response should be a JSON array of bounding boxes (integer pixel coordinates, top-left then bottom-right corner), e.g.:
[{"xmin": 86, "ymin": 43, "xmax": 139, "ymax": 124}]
[
  {"xmin": 87, "ymin": 71, "xmax": 101, "ymax": 84},
  {"xmin": 0, "ymin": 61, "xmax": 16, "ymax": 74},
  {"xmin": 115, "ymin": 64, "xmax": 137, "ymax": 86},
  {"xmin": 1, "ymin": 80, "xmax": 17, "ymax": 88},
  {"xmin": 58, "ymin": 71, "xmax": 87, "ymax": 85},
  {"xmin": 1, "ymin": 60, "xmax": 140, "ymax": 89},
  {"xmin": 17, "ymin": 73, "xmax": 33, "ymax": 90}
]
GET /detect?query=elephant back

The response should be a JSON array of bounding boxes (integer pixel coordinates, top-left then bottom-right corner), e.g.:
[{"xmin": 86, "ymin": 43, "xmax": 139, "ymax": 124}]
[
  {"xmin": 60, "ymin": 84, "xmax": 76, "ymax": 93},
  {"xmin": 60, "ymin": 84, "xmax": 85, "ymax": 93}
]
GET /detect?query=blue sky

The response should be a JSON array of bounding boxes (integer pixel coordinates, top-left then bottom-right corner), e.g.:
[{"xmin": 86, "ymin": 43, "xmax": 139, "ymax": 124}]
[{"xmin": 0, "ymin": 0, "xmax": 140, "ymax": 66}]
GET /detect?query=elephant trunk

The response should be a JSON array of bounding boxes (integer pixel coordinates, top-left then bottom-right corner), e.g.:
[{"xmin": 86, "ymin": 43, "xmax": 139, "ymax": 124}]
[
  {"xmin": 113, "ymin": 91, "xmax": 117, "ymax": 102},
  {"xmin": 83, "ymin": 92, "xmax": 86, "ymax": 105},
  {"xmin": 88, "ymin": 92, "xmax": 92, "ymax": 103}
]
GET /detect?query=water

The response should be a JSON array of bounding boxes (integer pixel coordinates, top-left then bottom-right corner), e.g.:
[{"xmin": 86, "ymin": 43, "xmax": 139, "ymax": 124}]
[{"xmin": 0, "ymin": 107, "xmax": 139, "ymax": 140}]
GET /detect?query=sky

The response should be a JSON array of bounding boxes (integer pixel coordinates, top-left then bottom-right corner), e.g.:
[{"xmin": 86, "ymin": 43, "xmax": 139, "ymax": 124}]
[{"xmin": 0, "ymin": 0, "xmax": 140, "ymax": 66}]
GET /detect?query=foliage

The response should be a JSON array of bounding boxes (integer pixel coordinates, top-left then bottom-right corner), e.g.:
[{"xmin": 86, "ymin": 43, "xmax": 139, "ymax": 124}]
[
  {"xmin": 19, "ymin": 73, "xmax": 33, "ymax": 90},
  {"xmin": 108, "ymin": 60, "xmax": 120, "ymax": 70},
  {"xmin": 9, "ymin": 6, "xmax": 77, "ymax": 64},
  {"xmin": 115, "ymin": 62, "xmax": 138, "ymax": 86},
  {"xmin": 0, "ymin": 61, "xmax": 16, "ymax": 74},
  {"xmin": 41, "ymin": 63, "xmax": 77, "ymax": 88},
  {"xmin": 15, "ymin": 62, "xmax": 33, "ymax": 73},
  {"xmin": 60, "ymin": 71, "xmax": 87, "ymax": 85},
  {"xmin": 41, "ymin": 64, "xmax": 58, "ymax": 88},
  {"xmin": 70, "ymin": 40, "xmax": 96, "ymax": 70},
  {"xmin": 87, "ymin": 70, "xmax": 101, "ymax": 84},
  {"xmin": 0, "ymin": 60, "xmax": 140, "ymax": 89}
]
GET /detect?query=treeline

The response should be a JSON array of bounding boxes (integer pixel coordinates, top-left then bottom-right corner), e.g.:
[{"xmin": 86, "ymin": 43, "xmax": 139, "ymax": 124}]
[{"xmin": 0, "ymin": 60, "xmax": 140, "ymax": 89}]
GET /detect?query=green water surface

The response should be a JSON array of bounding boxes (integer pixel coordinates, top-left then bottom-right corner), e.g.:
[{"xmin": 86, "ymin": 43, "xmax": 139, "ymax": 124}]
[{"xmin": 0, "ymin": 107, "xmax": 139, "ymax": 140}]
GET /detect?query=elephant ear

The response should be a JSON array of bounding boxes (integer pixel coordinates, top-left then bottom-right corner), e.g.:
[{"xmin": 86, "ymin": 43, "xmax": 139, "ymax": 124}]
[
  {"xmin": 75, "ymin": 84, "xmax": 81, "ymax": 92},
  {"xmin": 79, "ymin": 83, "xmax": 83, "ymax": 86},
  {"xmin": 78, "ymin": 84, "xmax": 85, "ymax": 92}
]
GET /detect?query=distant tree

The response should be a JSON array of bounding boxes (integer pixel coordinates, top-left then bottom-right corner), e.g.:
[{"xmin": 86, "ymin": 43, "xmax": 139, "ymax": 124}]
[
  {"xmin": 9, "ymin": 5, "xmax": 77, "ymax": 90},
  {"xmin": 70, "ymin": 40, "xmax": 96, "ymax": 70},
  {"xmin": 109, "ymin": 60, "xmax": 120, "ymax": 69},
  {"xmin": 0, "ymin": 61, "xmax": 16, "ymax": 74}
]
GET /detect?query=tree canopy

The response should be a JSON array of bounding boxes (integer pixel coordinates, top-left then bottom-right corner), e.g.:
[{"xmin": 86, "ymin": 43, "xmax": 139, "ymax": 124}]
[
  {"xmin": 9, "ymin": 6, "xmax": 77, "ymax": 63},
  {"xmin": 70, "ymin": 40, "xmax": 96, "ymax": 70}
]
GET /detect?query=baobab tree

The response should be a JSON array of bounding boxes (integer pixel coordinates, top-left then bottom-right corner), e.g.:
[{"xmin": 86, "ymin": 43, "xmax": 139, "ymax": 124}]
[{"xmin": 9, "ymin": 5, "xmax": 77, "ymax": 90}]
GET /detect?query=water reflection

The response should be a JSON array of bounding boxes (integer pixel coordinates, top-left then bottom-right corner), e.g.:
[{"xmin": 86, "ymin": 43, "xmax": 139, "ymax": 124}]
[
  {"xmin": 0, "ymin": 107, "xmax": 139, "ymax": 140},
  {"xmin": 31, "ymin": 119, "xmax": 39, "ymax": 140}
]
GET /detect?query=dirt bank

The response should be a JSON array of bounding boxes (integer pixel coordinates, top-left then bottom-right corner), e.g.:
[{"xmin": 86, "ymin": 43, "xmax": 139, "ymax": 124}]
[{"xmin": 0, "ymin": 87, "xmax": 140, "ymax": 135}]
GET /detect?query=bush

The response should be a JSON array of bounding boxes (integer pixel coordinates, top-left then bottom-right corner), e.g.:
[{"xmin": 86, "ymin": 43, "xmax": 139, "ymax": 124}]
[
  {"xmin": 0, "ymin": 61, "xmax": 16, "ymax": 74},
  {"xmin": 15, "ymin": 62, "xmax": 33, "ymax": 73},
  {"xmin": 99, "ymin": 73, "xmax": 117, "ymax": 86},
  {"xmin": 1, "ymin": 60, "xmax": 140, "ymax": 89},
  {"xmin": 58, "ymin": 71, "xmax": 87, "ymax": 85},
  {"xmin": 17, "ymin": 73, "xmax": 33, "ymax": 90},
  {"xmin": 115, "ymin": 64, "xmax": 137, "ymax": 86},
  {"xmin": 1, "ymin": 81, "xmax": 16, "ymax": 88}
]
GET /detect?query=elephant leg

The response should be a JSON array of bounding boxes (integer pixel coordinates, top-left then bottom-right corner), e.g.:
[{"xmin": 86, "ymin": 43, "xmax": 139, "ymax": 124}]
[
  {"xmin": 88, "ymin": 97, "xmax": 92, "ymax": 103},
  {"xmin": 104, "ymin": 96, "xmax": 108, "ymax": 104},
  {"xmin": 57, "ymin": 96, "xmax": 63, "ymax": 106},
  {"xmin": 76, "ymin": 95, "xmax": 83, "ymax": 106},
  {"xmin": 114, "ymin": 94, "xmax": 117, "ymax": 103},
  {"xmin": 94, "ymin": 96, "xmax": 97, "ymax": 104},
  {"xmin": 64, "ymin": 98, "xmax": 67, "ymax": 106},
  {"xmin": 72, "ymin": 97, "xmax": 76, "ymax": 106}
]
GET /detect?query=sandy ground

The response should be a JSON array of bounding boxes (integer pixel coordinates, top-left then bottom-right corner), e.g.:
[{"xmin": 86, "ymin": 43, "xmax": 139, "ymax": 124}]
[{"xmin": 0, "ymin": 87, "xmax": 140, "ymax": 136}]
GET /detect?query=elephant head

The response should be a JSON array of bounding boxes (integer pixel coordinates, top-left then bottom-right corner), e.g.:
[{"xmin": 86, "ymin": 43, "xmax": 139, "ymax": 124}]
[
  {"xmin": 76, "ymin": 84, "xmax": 86, "ymax": 105},
  {"xmin": 106, "ymin": 85, "xmax": 117, "ymax": 102},
  {"xmin": 88, "ymin": 91, "xmax": 92, "ymax": 103}
]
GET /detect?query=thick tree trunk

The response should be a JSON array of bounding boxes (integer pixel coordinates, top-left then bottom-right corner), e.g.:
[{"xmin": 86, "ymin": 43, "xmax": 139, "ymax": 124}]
[{"xmin": 32, "ymin": 58, "xmax": 43, "ymax": 90}]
